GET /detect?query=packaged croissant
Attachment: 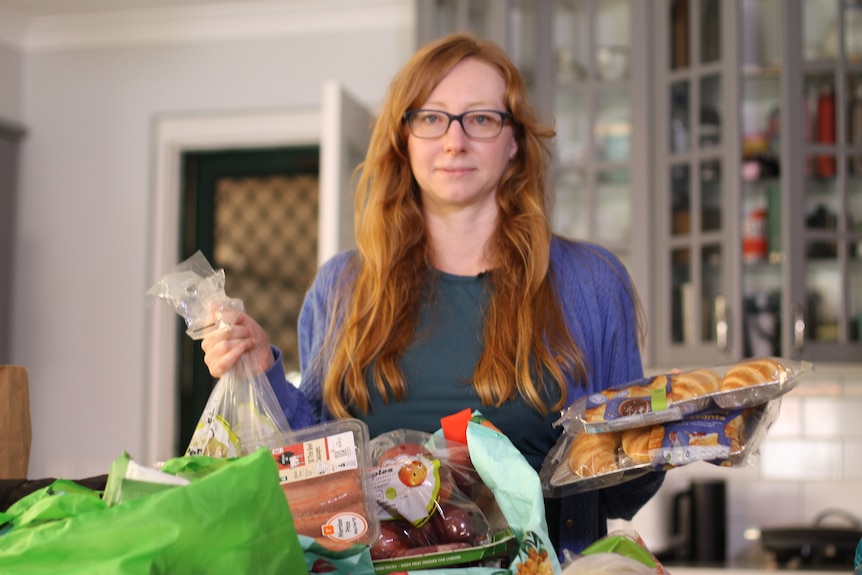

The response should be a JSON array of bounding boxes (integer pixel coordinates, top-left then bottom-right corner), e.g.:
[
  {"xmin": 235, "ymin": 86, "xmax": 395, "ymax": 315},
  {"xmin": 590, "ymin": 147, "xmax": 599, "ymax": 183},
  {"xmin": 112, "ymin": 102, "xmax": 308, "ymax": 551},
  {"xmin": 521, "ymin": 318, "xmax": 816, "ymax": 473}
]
[
  {"xmin": 541, "ymin": 398, "xmax": 781, "ymax": 497},
  {"xmin": 562, "ymin": 356, "xmax": 812, "ymax": 434}
]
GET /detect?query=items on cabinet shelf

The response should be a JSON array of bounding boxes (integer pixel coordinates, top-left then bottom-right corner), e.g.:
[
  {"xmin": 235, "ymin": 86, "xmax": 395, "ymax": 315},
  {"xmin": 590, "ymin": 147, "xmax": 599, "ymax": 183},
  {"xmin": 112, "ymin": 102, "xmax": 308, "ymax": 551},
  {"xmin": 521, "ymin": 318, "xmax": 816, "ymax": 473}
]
[
  {"xmin": 596, "ymin": 46, "xmax": 629, "ymax": 81},
  {"xmin": 815, "ymin": 85, "xmax": 836, "ymax": 178},
  {"xmin": 805, "ymin": 207, "xmax": 839, "ymax": 259},
  {"xmin": 741, "ymin": 104, "xmax": 779, "ymax": 182},
  {"xmin": 766, "ymin": 105, "xmax": 780, "ymax": 156},
  {"xmin": 742, "ymin": 206, "xmax": 768, "ymax": 262},
  {"xmin": 555, "ymin": 48, "xmax": 583, "ymax": 83},
  {"xmin": 671, "ymin": 88, "xmax": 690, "ymax": 154},
  {"xmin": 845, "ymin": 0, "xmax": 862, "ymax": 62},
  {"xmin": 744, "ymin": 291, "xmax": 781, "ymax": 357},
  {"xmin": 700, "ymin": 0, "xmax": 720, "ymax": 63},
  {"xmin": 670, "ymin": 0, "xmax": 689, "ymax": 69},
  {"xmin": 741, "ymin": 0, "xmax": 762, "ymax": 69},
  {"xmin": 806, "ymin": 204, "xmax": 838, "ymax": 231},
  {"xmin": 851, "ymin": 80, "xmax": 862, "ymax": 172},
  {"xmin": 742, "ymin": 154, "xmax": 780, "ymax": 182},
  {"xmin": 700, "ymin": 106, "xmax": 721, "ymax": 148},
  {"xmin": 766, "ymin": 182, "xmax": 781, "ymax": 260}
]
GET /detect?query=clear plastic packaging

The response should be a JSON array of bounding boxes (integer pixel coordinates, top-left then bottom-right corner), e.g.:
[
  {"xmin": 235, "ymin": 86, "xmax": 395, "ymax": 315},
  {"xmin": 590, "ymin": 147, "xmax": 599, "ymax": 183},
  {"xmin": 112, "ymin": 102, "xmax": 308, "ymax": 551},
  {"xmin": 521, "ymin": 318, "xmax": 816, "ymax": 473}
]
[
  {"xmin": 567, "ymin": 356, "xmax": 811, "ymax": 434},
  {"xmin": 561, "ymin": 529, "xmax": 669, "ymax": 575},
  {"xmin": 243, "ymin": 418, "xmax": 379, "ymax": 552},
  {"xmin": 541, "ymin": 398, "xmax": 782, "ymax": 497},
  {"xmin": 367, "ymin": 428, "xmax": 514, "ymax": 571},
  {"xmin": 147, "ymin": 251, "xmax": 291, "ymax": 457}
]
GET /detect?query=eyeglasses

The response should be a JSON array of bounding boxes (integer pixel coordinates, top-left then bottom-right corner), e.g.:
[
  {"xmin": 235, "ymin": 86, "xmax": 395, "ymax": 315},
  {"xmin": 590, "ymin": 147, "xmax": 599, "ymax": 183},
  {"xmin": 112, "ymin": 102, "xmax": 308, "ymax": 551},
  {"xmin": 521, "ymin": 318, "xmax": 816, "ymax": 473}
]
[{"xmin": 403, "ymin": 109, "xmax": 511, "ymax": 140}]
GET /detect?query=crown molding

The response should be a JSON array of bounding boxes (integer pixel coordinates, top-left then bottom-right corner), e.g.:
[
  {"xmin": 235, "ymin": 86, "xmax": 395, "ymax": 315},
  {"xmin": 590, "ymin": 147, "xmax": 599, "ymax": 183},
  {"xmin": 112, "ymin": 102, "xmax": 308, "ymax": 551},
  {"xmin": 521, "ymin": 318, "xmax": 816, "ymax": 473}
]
[{"xmin": 0, "ymin": 0, "xmax": 414, "ymax": 53}]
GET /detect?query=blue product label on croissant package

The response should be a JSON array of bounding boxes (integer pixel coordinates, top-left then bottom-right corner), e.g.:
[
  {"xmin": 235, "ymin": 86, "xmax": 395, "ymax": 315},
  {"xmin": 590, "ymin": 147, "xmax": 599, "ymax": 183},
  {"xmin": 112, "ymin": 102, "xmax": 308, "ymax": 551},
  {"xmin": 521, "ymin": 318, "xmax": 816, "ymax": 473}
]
[
  {"xmin": 652, "ymin": 409, "xmax": 743, "ymax": 467},
  {"xmin": 586, "ymin": 376, "xmax": 671, "ymax": 420}
]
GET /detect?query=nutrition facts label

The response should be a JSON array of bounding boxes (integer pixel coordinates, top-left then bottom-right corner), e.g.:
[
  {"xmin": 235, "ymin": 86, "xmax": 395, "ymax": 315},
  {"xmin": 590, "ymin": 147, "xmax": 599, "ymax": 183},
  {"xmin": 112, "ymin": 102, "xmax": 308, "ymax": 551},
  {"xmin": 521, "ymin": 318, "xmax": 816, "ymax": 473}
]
[{"xmin": 272, "ymin": 430, "xmax": 359, "ymax": 483}]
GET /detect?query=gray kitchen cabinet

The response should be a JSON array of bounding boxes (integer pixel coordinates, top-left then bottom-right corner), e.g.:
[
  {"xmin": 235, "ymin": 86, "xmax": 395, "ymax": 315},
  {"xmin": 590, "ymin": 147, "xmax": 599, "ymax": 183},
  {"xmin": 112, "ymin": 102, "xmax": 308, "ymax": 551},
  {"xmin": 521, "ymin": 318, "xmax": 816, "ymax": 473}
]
[
  {"xmin": 415, "ymin": 0, "xmax": 656, "ymax": 360},
  {"xmin": 0, "ymin": 120, "xmax": 25, "ymax": 363},
  {"xmin": 415, "ymin": 0, "xmax": 510, "ymax": 48},
  {"xmin": 652, "ymin": 0, "xmax": 862, "ymax": 366},
  {"xmin": 416, "ymin": 0, "xmax": 862, "ymax": 367},
  {"xmin": 792, "ymin": 0, "xmax": 862, "ymax": 362}
]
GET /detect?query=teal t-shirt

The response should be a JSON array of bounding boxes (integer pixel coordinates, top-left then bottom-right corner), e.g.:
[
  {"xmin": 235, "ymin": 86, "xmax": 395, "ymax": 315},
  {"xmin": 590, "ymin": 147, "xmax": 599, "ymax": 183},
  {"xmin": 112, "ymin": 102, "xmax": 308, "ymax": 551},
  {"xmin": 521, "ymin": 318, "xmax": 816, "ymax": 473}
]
[{"xmin": 353, "ymin": 270, "xmax": 562, "ymax": 470}]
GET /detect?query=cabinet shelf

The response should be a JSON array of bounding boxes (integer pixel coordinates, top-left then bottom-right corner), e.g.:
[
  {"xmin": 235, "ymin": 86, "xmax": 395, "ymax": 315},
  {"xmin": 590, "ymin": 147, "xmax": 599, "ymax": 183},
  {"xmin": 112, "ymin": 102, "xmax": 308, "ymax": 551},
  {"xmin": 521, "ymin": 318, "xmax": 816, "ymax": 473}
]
[
  {"xmin": 742, "ymin": 64, "xmax": 781, "ymax": 78},
  {"xmin": 743, "ymin": 175, "xmax": 781, "ymax": 190},
  {"xmin": 742, "ymin": 256, "xmax": 783, "ymax": 270}
]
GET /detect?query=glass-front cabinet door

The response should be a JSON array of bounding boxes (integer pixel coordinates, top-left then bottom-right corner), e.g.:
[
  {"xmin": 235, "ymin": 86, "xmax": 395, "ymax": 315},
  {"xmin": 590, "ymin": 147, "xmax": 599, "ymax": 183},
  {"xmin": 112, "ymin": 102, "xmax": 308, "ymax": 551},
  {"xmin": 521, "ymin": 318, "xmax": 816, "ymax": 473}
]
[
  {"xmin": 417, "ymin": 0, "xmax": 654, "ymax": 357},
  {"xmin": 655, "ymin": 0, "xmax": 862, "ymax": 365},
  {"xmin": 739, "ymin": 0, "xmax": 783, "ymax": 360},
  {"xmin": 414, "ymin": 0, "xmax": 510, "ymax": 48},
  {"xmin": 508, "ymin": 0, "xmax": 653, "ymax": 357},
  {"xmin": 416, "ymin": 0, "xmax": 862, "ymax": 365},
  {"xmin": 516, "ymin": 1, "xmax": 650, "ymax": 290},
  {"xmin": 654, "ymin": 0, "xmax": 741, "ymax": 366},
  {"xmin": 789, "ymin": 0, "xmax": 862, "ymax": 360}
]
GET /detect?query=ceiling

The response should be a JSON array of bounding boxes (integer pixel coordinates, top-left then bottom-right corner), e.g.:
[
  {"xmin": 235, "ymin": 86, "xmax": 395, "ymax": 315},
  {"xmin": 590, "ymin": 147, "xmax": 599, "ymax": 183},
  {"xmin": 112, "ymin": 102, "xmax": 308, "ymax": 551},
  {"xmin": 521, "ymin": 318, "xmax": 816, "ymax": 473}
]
[
  {"xmin": 0, "ymin": 0, "xmax": 229, "ymax": 17},
  {"xmin": 0, "ymin": 0, "xmax": 400, "ymax": 51}
]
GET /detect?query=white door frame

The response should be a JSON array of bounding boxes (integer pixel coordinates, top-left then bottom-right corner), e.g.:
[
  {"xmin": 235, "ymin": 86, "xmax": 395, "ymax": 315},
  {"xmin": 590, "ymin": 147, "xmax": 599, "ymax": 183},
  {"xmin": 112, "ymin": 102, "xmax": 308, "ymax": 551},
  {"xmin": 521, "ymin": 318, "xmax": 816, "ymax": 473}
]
[{"xmin": 144, "ymin": 106, "xmax": 322, "ymax": 465}]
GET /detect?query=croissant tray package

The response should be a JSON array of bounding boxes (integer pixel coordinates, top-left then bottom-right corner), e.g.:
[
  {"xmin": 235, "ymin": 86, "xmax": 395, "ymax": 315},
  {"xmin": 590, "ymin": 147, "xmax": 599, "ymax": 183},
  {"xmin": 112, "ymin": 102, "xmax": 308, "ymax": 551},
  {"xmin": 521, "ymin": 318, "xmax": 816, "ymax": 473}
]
[
  {"xmin": 539, "ymin": 355, "xmax": 813, "ymax": 498},
  {"xmin": 566, "ymin": 356, "xmax": 812, "ymax": 435},
  {"xmin": 541, "ymin": 399, "xmax": 781, "ymax": 498}
]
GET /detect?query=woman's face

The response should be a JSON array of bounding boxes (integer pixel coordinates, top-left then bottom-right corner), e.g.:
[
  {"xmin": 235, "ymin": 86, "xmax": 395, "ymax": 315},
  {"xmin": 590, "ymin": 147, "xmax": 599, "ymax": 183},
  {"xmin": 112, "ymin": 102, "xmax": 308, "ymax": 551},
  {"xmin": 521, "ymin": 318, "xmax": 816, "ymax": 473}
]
[{"xmin": 406, "ymin": 58, "xmax": 517, "ymax": 216}]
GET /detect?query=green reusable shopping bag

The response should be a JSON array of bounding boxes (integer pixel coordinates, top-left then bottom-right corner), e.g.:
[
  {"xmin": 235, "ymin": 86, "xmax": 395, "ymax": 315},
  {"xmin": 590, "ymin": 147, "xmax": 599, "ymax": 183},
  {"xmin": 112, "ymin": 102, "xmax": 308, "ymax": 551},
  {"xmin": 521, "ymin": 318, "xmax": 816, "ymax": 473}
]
[{"xmin": 0, "ymin": 448, "xmax": 307, "ymax": 575}]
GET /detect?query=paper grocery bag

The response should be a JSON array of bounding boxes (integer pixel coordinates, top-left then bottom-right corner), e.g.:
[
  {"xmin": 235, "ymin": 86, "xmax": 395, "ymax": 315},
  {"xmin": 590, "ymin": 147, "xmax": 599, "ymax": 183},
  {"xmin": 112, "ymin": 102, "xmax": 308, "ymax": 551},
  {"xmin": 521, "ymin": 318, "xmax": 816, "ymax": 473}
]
[{"xmin": 0, "ymin": 366, "xmax": 32, "ymax": 479}]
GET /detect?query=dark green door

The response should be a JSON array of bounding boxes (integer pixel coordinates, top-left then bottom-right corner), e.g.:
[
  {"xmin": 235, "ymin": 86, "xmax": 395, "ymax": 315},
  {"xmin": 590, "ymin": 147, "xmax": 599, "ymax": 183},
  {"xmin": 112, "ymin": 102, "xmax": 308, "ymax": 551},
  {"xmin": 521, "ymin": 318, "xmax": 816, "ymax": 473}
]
[{"xmin": 178, "ymin": 146, "xmax": 319, "ymax": 455}]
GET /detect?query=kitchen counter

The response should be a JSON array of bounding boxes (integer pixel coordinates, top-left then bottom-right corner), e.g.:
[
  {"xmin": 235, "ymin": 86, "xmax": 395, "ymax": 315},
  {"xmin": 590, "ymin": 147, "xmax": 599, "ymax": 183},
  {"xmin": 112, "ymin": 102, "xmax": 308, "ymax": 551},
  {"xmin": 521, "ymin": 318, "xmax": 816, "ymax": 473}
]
[{"xmin": 669, "ymin": 569, "xmax": 849, "ymax": 575}]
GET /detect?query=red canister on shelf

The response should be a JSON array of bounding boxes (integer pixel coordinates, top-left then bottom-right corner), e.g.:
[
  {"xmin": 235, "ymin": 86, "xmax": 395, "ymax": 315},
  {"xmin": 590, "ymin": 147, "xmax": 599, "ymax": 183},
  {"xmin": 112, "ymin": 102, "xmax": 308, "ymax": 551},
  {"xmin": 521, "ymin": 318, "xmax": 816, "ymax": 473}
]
[
  {"xmin": 816, "ymin": 86, "xmax": 836, "ymax": 177},
  {"xmin": 742, "ymin": 207, "xmax": 768, "ymax": 262}
]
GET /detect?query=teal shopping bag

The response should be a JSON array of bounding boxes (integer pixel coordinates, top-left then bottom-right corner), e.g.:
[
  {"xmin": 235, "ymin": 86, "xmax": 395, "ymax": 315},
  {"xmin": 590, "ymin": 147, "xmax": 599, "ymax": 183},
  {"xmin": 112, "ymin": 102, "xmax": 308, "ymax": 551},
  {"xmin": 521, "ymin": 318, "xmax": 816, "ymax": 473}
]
[{"xmin": 0, "ymin": 448, "xmax": 307, "ymax": 575}]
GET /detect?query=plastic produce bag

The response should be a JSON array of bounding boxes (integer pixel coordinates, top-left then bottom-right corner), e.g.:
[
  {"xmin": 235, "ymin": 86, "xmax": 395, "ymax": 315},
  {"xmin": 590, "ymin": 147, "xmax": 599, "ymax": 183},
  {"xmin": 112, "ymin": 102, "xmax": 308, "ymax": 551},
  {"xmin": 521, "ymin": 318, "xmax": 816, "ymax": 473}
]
[
  {"xmin": 0, "ymin": 449, "xmax": 307, "ymax": 575},
  {"xmin": 147, "ymin": 250, "xmax": 291, "ymax": 457},
  {"xmin": 561, "ymin": 530, "xmax": 669, "ymax": 575}
]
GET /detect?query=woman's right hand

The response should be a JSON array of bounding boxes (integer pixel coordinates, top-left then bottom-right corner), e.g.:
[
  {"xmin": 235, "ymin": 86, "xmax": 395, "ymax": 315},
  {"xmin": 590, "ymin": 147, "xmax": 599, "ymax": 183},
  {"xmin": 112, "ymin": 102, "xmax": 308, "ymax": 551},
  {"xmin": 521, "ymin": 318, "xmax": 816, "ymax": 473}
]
[{"xmin": 200, "ymin": 308, "xmax": 274, "ymax": 379}]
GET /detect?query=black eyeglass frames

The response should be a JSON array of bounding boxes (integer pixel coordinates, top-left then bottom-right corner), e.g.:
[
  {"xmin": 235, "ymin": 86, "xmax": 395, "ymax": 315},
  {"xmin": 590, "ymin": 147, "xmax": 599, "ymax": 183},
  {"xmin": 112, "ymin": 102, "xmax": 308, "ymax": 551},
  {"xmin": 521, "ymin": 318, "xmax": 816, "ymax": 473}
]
[{"xmin": 403, "ymin": 109, "xmax": 512, "ymax": 140}]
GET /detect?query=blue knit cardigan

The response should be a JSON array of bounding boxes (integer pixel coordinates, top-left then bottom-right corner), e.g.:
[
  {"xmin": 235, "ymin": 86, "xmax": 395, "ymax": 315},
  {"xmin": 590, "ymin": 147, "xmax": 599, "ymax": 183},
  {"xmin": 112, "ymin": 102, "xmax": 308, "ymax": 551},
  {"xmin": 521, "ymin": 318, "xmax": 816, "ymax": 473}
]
[{"xmin": 264, "ymin": 235, "xmax": 664, "ymax": 554}]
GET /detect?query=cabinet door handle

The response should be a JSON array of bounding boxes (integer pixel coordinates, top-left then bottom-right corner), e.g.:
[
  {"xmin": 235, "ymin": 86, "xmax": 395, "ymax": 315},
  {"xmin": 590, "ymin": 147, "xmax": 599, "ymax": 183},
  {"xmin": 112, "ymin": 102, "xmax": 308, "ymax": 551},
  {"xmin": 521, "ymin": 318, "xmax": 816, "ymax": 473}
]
[
  {"xmin": 792, "ymin": 304, "xmax": 806, "ymax": 356},
  {"xmin": 715, "ymin": 295, "xmax": 728, "ymax": 351}
]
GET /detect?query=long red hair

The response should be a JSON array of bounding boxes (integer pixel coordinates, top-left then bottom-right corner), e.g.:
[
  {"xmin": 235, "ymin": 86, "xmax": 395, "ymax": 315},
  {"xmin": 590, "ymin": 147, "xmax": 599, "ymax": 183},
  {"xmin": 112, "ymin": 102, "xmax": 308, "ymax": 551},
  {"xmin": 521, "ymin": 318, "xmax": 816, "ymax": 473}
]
[{"xmin": 320, "ymin": 33, "xmax": 586, "ymax": 418}]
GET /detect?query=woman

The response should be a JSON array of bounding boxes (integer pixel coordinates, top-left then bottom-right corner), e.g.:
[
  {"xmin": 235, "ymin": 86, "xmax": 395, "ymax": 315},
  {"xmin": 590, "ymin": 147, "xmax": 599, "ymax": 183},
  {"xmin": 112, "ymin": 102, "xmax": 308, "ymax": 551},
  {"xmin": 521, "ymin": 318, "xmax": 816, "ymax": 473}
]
[{"xmin": 201, "ymin": 33, "xmax": 663, "ymax": 555}]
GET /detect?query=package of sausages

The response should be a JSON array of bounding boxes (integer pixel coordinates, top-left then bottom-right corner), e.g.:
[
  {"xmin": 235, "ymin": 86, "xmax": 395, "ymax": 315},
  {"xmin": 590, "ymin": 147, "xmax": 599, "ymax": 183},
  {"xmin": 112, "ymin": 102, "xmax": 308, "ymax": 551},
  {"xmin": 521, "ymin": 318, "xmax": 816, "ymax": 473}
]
[
  {"xmin": 565, "ymin": 356, "xmax": 812, "ymax": 434},
  {"xmin": 541, "ymin": 398, "xmax": 781, "ymax": 498},
  {"xmin": 245, "ymin": 418, "xmax": 379, "ymax": 552}
]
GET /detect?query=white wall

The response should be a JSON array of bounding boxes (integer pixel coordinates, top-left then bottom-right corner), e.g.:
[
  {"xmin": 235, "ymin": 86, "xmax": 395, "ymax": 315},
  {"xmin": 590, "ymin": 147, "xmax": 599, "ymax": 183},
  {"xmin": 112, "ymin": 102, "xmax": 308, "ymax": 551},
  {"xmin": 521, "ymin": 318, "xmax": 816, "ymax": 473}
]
[
  {"xmin": 0, "ymin": 3, "xmax": 26, "ymax": 122},
  {"xmin": 7, "ymin": 1, "xmax": 414, "ymax": 479},
  {"xmin": 0, "ymin": 42, "xmax": 21, "ymax": 121}
]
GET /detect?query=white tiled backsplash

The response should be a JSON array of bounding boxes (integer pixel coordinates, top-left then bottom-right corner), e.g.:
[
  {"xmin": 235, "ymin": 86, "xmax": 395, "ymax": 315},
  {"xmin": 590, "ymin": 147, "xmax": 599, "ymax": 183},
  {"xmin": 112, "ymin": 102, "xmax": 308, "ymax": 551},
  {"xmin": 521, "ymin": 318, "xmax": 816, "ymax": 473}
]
[{"xmin": 608, "ymin": 362, "xmax": 862, "ymax": 564}]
